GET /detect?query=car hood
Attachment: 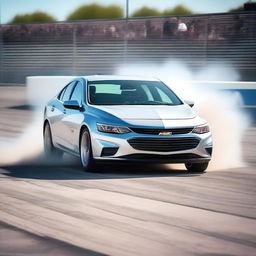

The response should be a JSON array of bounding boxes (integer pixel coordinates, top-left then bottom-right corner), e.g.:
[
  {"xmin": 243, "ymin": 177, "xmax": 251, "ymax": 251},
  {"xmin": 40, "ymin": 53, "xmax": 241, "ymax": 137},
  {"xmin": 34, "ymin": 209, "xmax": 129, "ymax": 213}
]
[
  {"xmin": 94, "ymin": 104, "xmax": 196, "ymax": 120},
  {"xmin": 92, "ymin": 104, "xmax": 205, "ymax": 127}
]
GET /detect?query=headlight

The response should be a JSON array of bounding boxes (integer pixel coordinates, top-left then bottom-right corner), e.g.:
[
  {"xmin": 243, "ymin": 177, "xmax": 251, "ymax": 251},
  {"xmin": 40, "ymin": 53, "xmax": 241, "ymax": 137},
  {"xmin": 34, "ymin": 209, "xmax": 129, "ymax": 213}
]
[
  {"xmin": 97, "ymin": 123, "xmax": 131, "ymax": 134},
  {"xmin": 192, "ymin": 124, "xmax": 210, "ymax": 134}
]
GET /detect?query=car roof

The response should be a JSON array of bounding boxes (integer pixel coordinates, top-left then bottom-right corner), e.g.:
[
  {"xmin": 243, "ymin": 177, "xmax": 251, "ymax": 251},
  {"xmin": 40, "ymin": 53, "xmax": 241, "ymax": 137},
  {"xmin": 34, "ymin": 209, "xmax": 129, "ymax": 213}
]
[{"xmin": 82, "ymin": 75, "xmax": 160, "ymax": 82}]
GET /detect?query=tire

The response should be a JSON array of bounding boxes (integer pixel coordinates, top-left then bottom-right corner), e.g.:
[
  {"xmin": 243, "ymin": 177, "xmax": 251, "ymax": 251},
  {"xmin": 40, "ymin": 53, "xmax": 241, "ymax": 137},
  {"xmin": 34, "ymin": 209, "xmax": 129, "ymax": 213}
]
[
  {"xmin": 44, "ymin": 122, "xmax": 63, "ymax": 159},
  {"xmin": 185, "ymin": 162, "xmax": 209, "ymax": 173},
  {"xmin": 80, "ymin": 128, "xmax": 96, "ymax": 172}
]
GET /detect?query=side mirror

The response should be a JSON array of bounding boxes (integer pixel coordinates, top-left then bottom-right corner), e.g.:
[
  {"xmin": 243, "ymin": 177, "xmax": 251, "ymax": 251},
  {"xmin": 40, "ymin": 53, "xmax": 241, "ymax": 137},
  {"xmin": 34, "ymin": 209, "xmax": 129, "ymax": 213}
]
[
  {"xmin": 184, "ymin": 100, "xmax": 194, "ymax": 108},
  {"xmin": 63, "ymin": 100, "xmax": 83, "ymax": 111}
]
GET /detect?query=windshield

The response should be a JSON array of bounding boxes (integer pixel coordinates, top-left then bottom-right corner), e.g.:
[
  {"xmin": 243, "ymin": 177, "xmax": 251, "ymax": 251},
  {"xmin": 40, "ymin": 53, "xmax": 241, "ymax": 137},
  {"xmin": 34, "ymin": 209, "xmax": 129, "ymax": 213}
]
[{"xmin": 88, "ymin": 80, "xmax": 182, "ymax": 105}]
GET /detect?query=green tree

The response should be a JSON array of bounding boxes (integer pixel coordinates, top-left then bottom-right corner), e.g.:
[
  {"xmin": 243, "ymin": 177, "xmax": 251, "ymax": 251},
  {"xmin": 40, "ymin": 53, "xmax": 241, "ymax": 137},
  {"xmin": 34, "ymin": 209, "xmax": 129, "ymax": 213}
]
[
  {"xmin": 229, "ymin": 5, "xmax": 244, "ymax": 12},
  {"xmin": 9, "ymin": 11, "xmax": 56, "ymax": 24},
  {"xmin": 131, "ymin": 7, "xmax": 161, "ymax": 17},
  {"xmin": 163, "ymin": 4, "xmax": 193, "ymax": 16},
  {"xmin": 67, "ymin": 4, "xmax": 123, "ymax": 20}
]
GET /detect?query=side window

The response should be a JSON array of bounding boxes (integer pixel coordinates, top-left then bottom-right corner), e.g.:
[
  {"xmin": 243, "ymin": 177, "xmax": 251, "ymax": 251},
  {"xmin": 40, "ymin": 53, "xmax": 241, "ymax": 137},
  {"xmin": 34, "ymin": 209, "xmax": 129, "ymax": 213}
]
[
  {"xmin": 62, "ymin": 81, "xmax": 76, "ymax": 102},
  {"xmin": 58, "ymin": 87, "xmax": 66, "ymax": 100},
  {"xmin": 70, "ymin": 81, "xmax": 83, "ymax": 104}
]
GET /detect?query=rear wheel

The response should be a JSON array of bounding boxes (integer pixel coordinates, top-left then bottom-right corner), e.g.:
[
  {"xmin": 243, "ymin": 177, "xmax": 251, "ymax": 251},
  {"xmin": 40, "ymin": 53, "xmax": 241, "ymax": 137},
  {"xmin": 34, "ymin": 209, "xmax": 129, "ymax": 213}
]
[
  {"xmin": 43, "ymin": 122, "xmax": 63, "ymax": 159},
  {"xmin": 185, "ymin": 162, "xmax": 209, "ymax": 173},
  {"xmin": 80, "ymin": 128, "xmax": 96, "ymax": 172}
]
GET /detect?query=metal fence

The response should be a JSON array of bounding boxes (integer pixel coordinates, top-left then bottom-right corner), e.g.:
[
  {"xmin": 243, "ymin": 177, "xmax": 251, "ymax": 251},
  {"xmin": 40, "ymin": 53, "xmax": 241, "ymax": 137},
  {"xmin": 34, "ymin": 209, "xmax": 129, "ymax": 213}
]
[{"xmin": 0, "ymin": 12, "xmax": 255, "ymax": 83}]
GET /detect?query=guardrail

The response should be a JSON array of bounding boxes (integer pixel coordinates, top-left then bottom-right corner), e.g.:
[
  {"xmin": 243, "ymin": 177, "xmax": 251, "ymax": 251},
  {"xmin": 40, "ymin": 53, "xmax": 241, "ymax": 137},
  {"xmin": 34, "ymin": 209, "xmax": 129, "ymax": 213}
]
[{"xmin": 188, "ymin": 81, "xmax": 256, "ymax": 122}]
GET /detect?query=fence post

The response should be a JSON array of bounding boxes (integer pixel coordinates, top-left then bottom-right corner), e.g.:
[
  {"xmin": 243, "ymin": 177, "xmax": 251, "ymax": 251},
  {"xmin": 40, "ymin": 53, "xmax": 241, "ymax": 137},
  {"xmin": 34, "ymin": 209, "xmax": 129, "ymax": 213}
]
[
  {"xmin": 0, "ymin": 4, "xmax": 3, "ymax": 83},
  {"xmin": 123, "ymin": 0, "xmax": 129, "ymax": 65},
  {"xmin": 203, "ymin": 16, "xmax": 209, "ymax": 67},
  {"xmin": 72, "ymin": 24, "xmax": 77, "ymax": 75}
]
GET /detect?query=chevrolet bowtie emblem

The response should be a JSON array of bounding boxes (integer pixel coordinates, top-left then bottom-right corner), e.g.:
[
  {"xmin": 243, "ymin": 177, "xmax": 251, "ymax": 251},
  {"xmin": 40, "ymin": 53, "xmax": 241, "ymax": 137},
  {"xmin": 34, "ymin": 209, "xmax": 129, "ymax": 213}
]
[{"xmin": 159, "ymin": 131, "xmax": 172, "ymax": 136}]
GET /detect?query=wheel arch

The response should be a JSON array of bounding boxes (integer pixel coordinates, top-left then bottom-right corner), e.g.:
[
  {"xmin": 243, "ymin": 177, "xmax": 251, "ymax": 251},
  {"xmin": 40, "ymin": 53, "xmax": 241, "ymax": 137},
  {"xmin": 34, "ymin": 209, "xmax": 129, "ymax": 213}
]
[{"xmin": 43, "ymin": 119, "xmax": 50, "ymax": 131}]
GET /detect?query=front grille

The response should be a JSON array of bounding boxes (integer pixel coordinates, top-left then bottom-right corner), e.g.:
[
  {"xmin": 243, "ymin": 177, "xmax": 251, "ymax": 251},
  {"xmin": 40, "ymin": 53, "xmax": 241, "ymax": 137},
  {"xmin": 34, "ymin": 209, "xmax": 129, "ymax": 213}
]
[
  {"xmin": 129, "ymin": 127, "xmax": 193, "ymax": 135},
  {"xmin": 128, "ymin": 137, "xmax": 200, "ymax": 152}
]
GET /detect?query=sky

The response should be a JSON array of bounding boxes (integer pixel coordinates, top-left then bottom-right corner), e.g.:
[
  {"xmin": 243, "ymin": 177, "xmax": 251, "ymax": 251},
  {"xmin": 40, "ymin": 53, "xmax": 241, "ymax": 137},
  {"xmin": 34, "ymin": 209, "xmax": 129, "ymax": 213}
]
[{"xmin": 0, "ymin": 0, "xmax": 249, "ymax": 24}]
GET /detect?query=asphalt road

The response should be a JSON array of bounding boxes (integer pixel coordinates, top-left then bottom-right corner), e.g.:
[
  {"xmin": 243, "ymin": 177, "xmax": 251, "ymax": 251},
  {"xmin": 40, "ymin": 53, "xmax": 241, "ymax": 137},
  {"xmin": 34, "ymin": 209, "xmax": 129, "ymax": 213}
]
[{"xmin": 0, "ymin": 86, "xmax": 255, "ymax": 256}]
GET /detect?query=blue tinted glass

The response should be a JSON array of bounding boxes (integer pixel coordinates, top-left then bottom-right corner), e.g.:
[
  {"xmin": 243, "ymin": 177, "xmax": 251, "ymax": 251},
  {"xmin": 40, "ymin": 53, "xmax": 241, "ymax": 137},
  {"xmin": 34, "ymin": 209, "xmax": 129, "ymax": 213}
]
[
  {"xmin": 62, "ymin": 82, "xmax": 76, "ymax": 101},
  {"xmin": 70, "ymin": 82, "xmax": 83, "ymax": 103}
]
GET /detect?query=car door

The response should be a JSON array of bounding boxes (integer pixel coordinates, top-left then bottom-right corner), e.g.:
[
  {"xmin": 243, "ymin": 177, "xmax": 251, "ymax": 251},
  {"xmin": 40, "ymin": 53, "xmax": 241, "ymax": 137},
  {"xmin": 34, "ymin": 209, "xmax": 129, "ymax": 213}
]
[
  {"xmin": 64, "ymin": 80, "xmax": 85, "ymax": 153},
  {"xmin": 50, "ymin": 81, "xmax": 77, "ymax": 149}
]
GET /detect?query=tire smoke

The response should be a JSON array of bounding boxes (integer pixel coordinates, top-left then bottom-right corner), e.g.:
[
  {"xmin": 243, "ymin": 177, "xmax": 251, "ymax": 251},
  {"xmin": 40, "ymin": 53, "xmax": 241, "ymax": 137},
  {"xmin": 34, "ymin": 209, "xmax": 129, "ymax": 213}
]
[
  {"xmin": 0, "ymin": 115, "xmax": 43, "ymax": 165},
  {"xmin": 0, "ymin": 76, "xmax": 75, "ymax": 166}
]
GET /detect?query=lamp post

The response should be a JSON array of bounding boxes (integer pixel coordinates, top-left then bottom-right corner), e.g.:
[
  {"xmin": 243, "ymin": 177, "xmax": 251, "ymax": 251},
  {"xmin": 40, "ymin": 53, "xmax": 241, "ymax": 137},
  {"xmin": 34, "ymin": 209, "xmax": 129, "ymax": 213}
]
[{"xmin": 126, "ymin": 0, "xmax": 129, "ymax": 20}]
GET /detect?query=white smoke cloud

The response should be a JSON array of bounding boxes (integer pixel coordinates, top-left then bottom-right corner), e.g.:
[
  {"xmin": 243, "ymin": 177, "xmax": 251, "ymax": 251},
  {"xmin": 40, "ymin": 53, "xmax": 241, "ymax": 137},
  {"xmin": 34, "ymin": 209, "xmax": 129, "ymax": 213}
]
[
  {"xmin": 0, "ymin": 76, "xmax": 75, "ymax": 166},
  {"xmin": 0, "ymin": 114, "xmax": 43, "ymax": 165}
]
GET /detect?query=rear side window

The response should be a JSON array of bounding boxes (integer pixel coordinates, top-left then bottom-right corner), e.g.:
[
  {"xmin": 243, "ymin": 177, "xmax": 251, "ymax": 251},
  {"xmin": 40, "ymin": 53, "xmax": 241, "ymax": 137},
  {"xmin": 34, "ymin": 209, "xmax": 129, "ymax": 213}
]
[
  {"xmin": 70, "ymin": 81, "xmax": 83, "ymax": 104},
  {"xmin": 58, "ymin": 87, "xmax": 66, "ymax": 100},
  {"xmin": 62, "ymin": 81, "xmax": 76, "ymax": 102}
]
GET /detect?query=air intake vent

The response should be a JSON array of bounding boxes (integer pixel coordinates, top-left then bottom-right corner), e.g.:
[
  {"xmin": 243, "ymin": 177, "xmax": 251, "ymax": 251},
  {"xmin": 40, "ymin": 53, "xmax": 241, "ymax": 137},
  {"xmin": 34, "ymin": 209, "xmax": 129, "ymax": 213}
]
[
  {"xmin": 101, "ymin": 147, "xmax": 118, "ymax": 157},
  {"xmin": 206, "ymin": 147, "xmax": 213, "ymax": 156},
  {"xmin": 128, "ymin": 137, "xmax": 200, "ymax": 152}
]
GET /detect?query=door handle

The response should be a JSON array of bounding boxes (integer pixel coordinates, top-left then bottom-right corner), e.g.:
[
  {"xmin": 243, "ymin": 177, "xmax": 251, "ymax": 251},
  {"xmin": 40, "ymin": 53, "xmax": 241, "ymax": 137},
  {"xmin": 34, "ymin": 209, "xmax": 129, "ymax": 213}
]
[{"xmin": 51, "ymin": 105, "xmax": 55, "ymax": 112}]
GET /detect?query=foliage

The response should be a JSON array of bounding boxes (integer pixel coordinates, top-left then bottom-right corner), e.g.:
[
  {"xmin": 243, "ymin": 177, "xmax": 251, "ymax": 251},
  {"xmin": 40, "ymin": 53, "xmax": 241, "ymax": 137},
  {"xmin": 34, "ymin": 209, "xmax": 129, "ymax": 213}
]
[
  {"xmin": 9, "ymin": 4, "xmax": 197, "ymax": 23},
  {"xmin": 9, "ymin": 11, "xmax": 56, "ymax": 24},
  {"xmin": 131, "ymin": 6, "xmax": 161, "ymax": 17},
  {"xmin": 228, "ymin": 5, "xmax": 244, "ymax": 12},
  {"xmin": 163, "ymin": 4, "xmax": 194, "ymax": 16},
  {"xmin": 67, "ymin": 4, "xmax": 123, "ymax": 20}
]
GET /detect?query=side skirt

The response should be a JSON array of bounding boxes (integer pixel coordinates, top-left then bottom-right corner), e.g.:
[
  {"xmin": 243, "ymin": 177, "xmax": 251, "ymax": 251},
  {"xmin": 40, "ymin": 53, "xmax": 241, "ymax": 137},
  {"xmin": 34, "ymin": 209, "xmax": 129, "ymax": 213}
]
[{"xmin": 55, "ymin": 143, "xmax": 80, "ymax": 158}]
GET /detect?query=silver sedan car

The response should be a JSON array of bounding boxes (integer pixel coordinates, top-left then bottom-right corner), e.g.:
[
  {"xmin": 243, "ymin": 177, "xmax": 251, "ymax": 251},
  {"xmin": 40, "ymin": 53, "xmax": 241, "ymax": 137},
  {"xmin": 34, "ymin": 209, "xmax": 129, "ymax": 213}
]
[{"xmin": 43, "ymin": 75, "xmax": 212, "ymax": 172}]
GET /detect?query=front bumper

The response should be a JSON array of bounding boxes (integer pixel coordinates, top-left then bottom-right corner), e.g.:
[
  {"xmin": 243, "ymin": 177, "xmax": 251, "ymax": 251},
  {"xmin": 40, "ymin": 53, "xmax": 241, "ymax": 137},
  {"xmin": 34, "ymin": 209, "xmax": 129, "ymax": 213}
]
[{"xmin": 90, "ymin": 129, "xmax": 213, "ymax": 164}]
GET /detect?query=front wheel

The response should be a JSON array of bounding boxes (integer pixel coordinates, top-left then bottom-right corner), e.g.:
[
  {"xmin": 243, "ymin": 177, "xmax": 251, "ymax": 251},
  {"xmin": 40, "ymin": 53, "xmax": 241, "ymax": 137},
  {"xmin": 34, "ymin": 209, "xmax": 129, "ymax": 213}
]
[
  {"xmin": 80, "ymin": 128, "xmax": 96, "ymax": 172},
  {"xmin": 185, "ymin": 162, "xmax": 209, "ymax": 173}
]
